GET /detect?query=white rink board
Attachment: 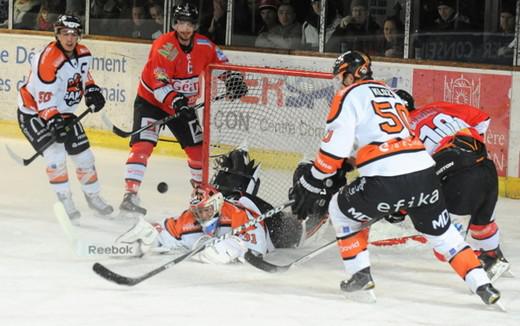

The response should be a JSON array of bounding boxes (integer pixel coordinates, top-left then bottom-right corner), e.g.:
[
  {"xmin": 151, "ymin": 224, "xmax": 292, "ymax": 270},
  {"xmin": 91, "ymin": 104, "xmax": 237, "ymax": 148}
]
[{"xmin": 0, "ymin": 33, "xmax": 517, "ymax": 177}]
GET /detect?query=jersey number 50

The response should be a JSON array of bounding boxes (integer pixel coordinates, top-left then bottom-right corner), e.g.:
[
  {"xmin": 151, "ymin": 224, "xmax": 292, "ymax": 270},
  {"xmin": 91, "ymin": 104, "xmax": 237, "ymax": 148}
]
[{"xmin": 371, "ymin": 101, "xmax": 410, "ymax": 134}]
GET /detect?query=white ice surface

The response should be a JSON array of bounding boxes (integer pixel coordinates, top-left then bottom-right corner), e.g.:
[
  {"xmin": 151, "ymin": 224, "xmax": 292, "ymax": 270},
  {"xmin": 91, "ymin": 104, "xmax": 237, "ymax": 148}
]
[{"xmin": 1, "ymin": 137, "xmax": 519, "ymax": 326}]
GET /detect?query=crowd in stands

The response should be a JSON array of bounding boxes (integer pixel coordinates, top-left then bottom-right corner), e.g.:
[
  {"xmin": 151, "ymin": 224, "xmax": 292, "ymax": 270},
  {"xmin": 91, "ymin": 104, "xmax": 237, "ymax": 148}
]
[{"xmin": 0, "ymin": 0, "xmax": 518, "ymax": 65}]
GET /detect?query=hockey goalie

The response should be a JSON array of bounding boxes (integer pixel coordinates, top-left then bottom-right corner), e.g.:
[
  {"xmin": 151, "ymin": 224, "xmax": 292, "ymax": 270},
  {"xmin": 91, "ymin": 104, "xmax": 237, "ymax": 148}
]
[{"xmin": 116, "ymin": 149, "xmax": 304, "ymax": 263}]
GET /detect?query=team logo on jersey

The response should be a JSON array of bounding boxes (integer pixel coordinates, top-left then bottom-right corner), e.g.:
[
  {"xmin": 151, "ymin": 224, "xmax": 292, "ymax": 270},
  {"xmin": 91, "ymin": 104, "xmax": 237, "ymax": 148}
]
[
  {"xmin": 172, "ymin": 77, "xmax": 199, "ymax": 96},
  {"xmin": 65, "ymin": 73, "xmax": 83, "ymax": 106},
  {"xmin": 154, "ymin": 67, "xmax": 170, "ymax": 83},
  {"xmin": 158, "ymin": 43, "xmax": 178, "ymax": 61}
]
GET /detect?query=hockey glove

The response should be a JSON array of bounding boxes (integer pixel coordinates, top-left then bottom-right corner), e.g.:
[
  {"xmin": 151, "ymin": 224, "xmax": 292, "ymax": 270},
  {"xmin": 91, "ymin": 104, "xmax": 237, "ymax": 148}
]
[
  {"xmin": 84, "ymin": 85, "xmax": 106, "ymax": 112},
  {"xmin": 46, "ymin": 115, "xmax": 67, "ymax": 143},
  {"xmin": 224, "ymin": 72, "xmax": 248, "ymax": 100},
  {"xmin": 170, "ymin": 94, "xmax": 194, "ymax": 119},
  {"xmin": 384, "ymin": 210, "xmax": 407, "ymax": 224},
  {"xmin": 290, "ymin": 165, "xmax": 330, "ymax": 220}
]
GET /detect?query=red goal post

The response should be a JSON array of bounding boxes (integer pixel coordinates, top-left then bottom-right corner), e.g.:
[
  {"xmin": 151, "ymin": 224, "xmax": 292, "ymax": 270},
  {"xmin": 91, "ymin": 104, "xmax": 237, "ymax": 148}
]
[{"xmin": 202, "ymin": 63, "xmax": 334, "ymax": 206}]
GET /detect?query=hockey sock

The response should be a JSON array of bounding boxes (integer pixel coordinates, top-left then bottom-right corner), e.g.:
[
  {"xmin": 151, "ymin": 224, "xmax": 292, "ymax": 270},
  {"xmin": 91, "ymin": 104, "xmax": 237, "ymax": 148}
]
[
  {"xmin": 185, "ymin": 145, "xmax": 202, "ymax": 183},
  {"xmin": 125, "ymin": 142, "xmax": 153, "ymax": 193},
  {"xmin": 469, "ymin": 222, "xmax": 500, "ymax": 252}
]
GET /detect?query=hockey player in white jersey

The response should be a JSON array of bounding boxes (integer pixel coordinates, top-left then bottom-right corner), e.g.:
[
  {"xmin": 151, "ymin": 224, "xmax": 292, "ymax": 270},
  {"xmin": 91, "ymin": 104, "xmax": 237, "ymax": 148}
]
[
  {"xmin": 16, "ymin": 15, "xmax": 113, "ymax": 222},
  {"xmin": 290, "ymin": 50, "xmax": 502, "ymax": 306}
]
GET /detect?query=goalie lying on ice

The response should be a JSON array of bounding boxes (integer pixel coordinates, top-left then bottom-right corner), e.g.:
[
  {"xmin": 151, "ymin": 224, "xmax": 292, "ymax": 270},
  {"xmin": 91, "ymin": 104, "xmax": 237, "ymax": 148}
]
[{"xmin": 116, "ymin": 150, "xmax": 302, "ymax": 263}]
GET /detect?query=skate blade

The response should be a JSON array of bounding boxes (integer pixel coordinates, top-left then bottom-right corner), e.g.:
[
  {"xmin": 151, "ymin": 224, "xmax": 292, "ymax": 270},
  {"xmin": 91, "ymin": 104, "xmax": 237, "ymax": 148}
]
[
  {"xmin": 493, "ymin": 301, "xmax": 507, "ymax": 312},
  {"xmin": 489, "ymin": 262, "xmax": 511, "ymax": 282},
  {"xmin": 117, "ymin": 210, "xmax": 143, "ymax": 220},
  {"xmin": 342, "ymin": 289, "xmax": 376, "ymax": 304},
  {"xmin": 502, "ymin": 269, "xmax": 515, "ymax": 278}
]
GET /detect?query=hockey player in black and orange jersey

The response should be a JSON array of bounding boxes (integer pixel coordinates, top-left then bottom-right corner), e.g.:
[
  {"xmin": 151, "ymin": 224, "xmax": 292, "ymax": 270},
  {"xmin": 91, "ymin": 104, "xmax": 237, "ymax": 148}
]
[
  {"xmin": 396, "ymin": 90, "xmax": 511, "ymax": 282},
  {"xmin": 290, "ymin": 50, "xmax": 502, "ymax": 306},
  {"xmin": 119, "ymin": 2, "xmax": 248, "ymax": 216},
  {"xmin": 16, "ymin": 15, "xmax": 113, "ymax": 221}
]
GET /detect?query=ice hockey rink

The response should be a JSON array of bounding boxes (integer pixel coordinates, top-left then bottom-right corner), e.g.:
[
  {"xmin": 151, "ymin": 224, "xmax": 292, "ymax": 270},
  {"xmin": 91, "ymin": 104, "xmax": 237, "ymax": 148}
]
[{"xmin": 1, "ymin": 137, "xmax": 519, "ymax": 326}]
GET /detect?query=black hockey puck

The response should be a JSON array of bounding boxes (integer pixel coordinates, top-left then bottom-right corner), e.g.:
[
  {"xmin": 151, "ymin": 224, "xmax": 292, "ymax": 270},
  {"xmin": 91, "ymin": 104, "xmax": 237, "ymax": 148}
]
[{"xmin": 157, "ymin": 182, "xmax": 168, "ymax": 194}]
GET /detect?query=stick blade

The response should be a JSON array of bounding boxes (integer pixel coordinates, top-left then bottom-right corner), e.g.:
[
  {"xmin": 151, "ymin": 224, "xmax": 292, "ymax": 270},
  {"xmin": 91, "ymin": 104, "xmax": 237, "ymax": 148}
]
[
  {"xmin": 5, "ymin": 144, "xmax": 26, "ymax": 166},
  {"xmin": 244, "ymin": 250, "xmax": 291, "ymax": 273},
  {"xmin": 92, "ymin": 262, "xmax": 140, "ymax": 286}
]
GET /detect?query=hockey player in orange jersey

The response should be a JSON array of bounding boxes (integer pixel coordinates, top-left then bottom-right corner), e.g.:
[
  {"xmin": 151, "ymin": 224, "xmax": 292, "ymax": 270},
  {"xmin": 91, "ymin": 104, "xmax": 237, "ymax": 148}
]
[
  {"xmin": 16, "ymin": 15, "xmax": 113, "ymax": 222},
  {"xmin": 117, "ymin": 149, "xmax": 301, "ymax": 263},
  {"xmin": 119, "ymin": 2, "xmax": 248, "ymax": 216},
  {"xmin": 289, "ymin": 50, "xmax": 502, "ymax": 307},
  {"xmin": 396, "ymin": 90, "xmax": 511, "ymax": 282}
]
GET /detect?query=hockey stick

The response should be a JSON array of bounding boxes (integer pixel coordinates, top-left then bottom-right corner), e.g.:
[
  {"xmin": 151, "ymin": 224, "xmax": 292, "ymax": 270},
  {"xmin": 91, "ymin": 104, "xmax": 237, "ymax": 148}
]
[
  {"xmin": 5, "ymin": 107, "xmax": 93, "ymax": 166},
  {"xmin": 103, "ymin": 94, "xmax": 225, "ymax": 138},
  {"xmin": 92, "ymin": 199, "xmax": 295, "ymax": 286},
  {"xmin": 245, "ymin": 215, "xmax": 385, "ymax": 273}
]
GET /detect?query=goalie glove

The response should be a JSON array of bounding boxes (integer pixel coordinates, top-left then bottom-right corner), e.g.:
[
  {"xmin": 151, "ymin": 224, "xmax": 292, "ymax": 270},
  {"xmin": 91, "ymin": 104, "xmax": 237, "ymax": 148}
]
[
  {"xmin": 197, "ymin": 235, "xmax": 247, "ymax": 264},
  {"xmin": 116, "ymin": 217, "xmax": 159, "ymax": 256},
  {"xmin": 290, "ymin": 164, "xmax": 331, "ymax": 220},
  {"xmin": 224, "ymin": 72, "xmax": 248, "ymax": 100}
]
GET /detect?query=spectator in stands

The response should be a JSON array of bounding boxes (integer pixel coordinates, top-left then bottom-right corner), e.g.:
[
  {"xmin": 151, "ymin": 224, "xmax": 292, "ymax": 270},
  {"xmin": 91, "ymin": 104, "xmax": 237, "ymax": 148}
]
[
  {"xmin": 122, "ymin": 0, "xmax": 156, "ymax": 39},
  {"xmin": 13, "ymin": 0, "xmax": 41, "ymax": 29},
  {"xmin": 35, "ymin": 1, "xmax": 54, "ymax": 31},
  {"xmin": 302, "ymin": 0, "xmax": 342, "ymax": 51},
  {"xmin": 496, "ymin": 3, "xmax": 516, "ymax": 62},
  {"xmin": 254, "ymin": 0, "xmax": 280, "ymax": 48},
  {"xmin": 432, "ymin": 0, "xmax": 471, "ymax": 32},
  {"xmin": 148, "ymin": 1, "xmax": 164, "ymax": 39},
  {"xmin": 0, "ymin": 0, "xmax": 8, "ymax": 28},
  {"xmin": 381, "ymin": 15, "xmax": 404, "ymax": 58},
  {"xmin": 256, "ymin": 1, "xmax": 301, "ymax": 49},
  {"xmin": 197, "ymin": 0, "xmax": 252, "ymax": 46},
  {"xmin": 325, "ymin": 0, "xmax": 380, "ymax": 54}
]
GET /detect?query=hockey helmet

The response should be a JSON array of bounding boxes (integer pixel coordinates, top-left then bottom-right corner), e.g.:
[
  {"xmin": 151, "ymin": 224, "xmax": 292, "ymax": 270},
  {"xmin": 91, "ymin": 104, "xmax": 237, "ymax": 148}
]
[
  {"xmin": 332, "ymin": 50, "xmax": 372, "ymax": 81},
  {"xmin": 172, "ymin": 2, "xmax": 199, "ymax": 25},
  {"xmin": 190, "ymin": 185, "xmax": 224, "ymax": 231},
  {"xmin": 54, "ymin": 14, "xmax": 82, "ymax": 35},
  {"xmin": 395, "ymin": 89, "xmax": 415, "ymax": 111}
]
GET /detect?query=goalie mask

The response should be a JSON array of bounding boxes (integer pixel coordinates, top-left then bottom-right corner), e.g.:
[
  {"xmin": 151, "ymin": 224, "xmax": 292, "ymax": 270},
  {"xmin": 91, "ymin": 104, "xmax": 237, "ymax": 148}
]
[{"xmin": 190, "ymin": 185, "xmax": 224, "ymax": 234}]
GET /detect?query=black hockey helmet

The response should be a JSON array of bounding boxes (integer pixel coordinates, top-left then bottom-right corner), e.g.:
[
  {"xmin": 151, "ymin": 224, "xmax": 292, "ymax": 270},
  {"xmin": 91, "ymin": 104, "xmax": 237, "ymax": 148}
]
[
  {"xmin": 54, "ymin": 14, "xmax": 82, "ymax": 35},
  {"xmin": 172, "ymin": 2, "xmax": 199, "ymax": 25},
  {"xmin": 395, "ymin": 89, "xmax": 415, "ymax": 111},
  {"xmin": 332, "ymin": 50, "xmax": 372, "ymax": 80}
]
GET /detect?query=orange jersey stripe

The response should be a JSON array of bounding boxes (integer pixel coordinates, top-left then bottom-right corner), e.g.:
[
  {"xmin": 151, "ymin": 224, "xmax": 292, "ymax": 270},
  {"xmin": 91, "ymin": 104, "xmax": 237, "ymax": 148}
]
[
  {"xmin": 449, "ymin": 246, "xmax": 482, "ymax": 279},
  {"xmin": 356, "ymin": 136, "xmax": 425, "ymax": 168},
  {"xmin": 315, "ymin": 149, "xmax": 345, "ymax": 174}
]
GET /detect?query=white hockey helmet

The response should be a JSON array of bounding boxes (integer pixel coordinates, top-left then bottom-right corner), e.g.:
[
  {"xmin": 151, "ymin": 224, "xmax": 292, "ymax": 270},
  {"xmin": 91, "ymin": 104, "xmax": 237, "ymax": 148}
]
[{"xmin": 190, "ymin": 185, "xmax": 224, "ymax": 232}]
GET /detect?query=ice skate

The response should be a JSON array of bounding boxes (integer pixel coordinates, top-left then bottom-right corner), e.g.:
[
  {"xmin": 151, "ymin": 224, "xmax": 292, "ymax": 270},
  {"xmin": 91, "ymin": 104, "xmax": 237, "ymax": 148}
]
[
  {"xmin": 475, "ymin": 283, "xmax": 505, "ymax": 311},
  {"xmin": 479, "ymin": 247, "xmax": 511, "ymax": 282},
  {"xmin": 85, "ymin": 192, "xmax": 114, "ymax": 216},
  {"xmin": 119, "ymin": 192, "xmax": 147, "ymax": 217},
  {"xmin": 57, "ymin": 192, "xmax": 81, "ymax": 224},
  {"xmin": 340, "ymin": 267, "xmax": 376, "ymax": 303}
]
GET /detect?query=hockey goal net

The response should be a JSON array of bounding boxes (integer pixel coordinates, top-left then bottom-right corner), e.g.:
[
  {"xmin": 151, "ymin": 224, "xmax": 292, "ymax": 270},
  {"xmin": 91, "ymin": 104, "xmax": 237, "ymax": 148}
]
[{"xmin": 201, "ymin": 63, "xmax": 334, "ymax": 206}]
